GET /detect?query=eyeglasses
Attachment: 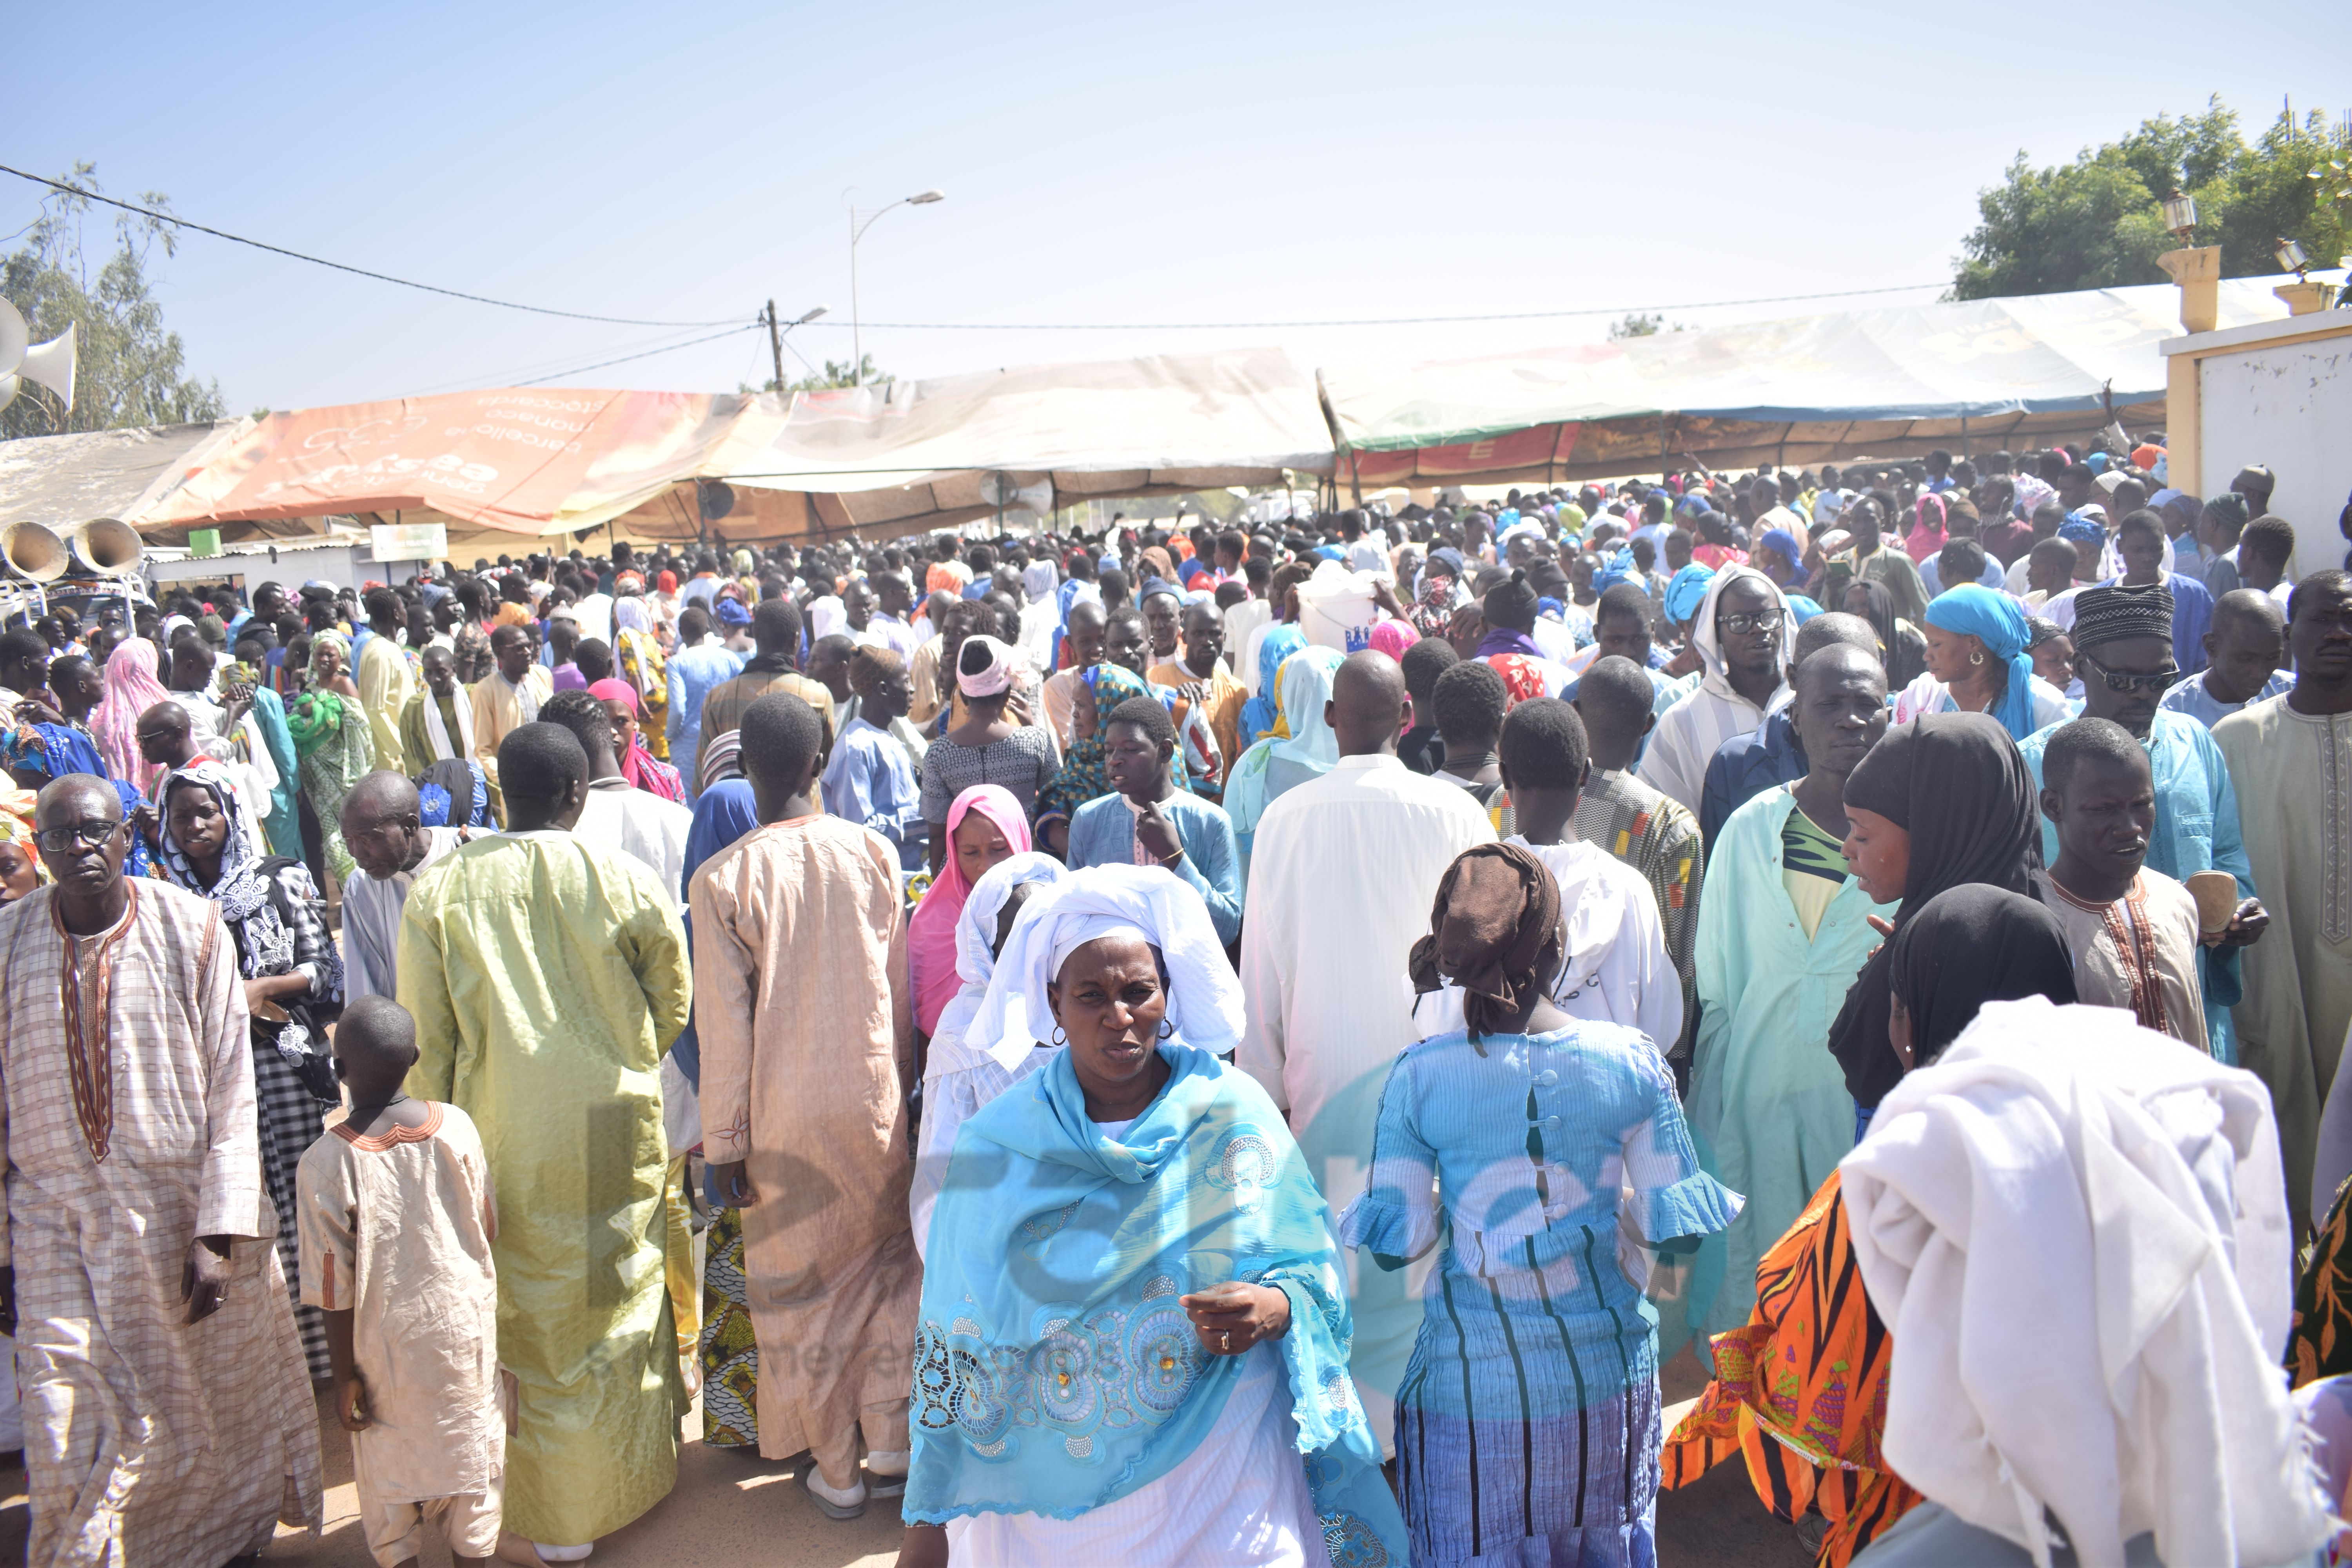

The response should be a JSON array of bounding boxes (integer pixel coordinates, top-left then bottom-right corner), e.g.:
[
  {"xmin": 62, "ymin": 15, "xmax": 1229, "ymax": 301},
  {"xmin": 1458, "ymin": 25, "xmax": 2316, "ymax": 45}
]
[
  {"xmin": 34, "ymin": 819, "xmax": 123, "ymax": 853},
  {"xmin": 1717, "ymin": 612, "xmax": 1778, "ymax": 635},
  {"xmin": 2079, "ymin": 652, "xmax": 2180, "ymax": 695}
]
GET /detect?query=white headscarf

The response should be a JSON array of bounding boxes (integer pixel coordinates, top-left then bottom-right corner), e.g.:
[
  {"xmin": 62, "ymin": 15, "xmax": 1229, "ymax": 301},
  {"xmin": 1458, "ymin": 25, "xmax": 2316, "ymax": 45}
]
[
  {"xmin": 1687, "ymin": 563, "xmax": 1795, "ymax": 692},
  {"xmin": 967, "ymin": 864, "xmax": 1244, "ymax": 1071},
  {"xmin": 929, "ymin": 852, "xmax": 1065, "ymax": 1069},
  {"xmin": 1842, "ymin": 997, "xmax": 2325, "ymax": 1568}
]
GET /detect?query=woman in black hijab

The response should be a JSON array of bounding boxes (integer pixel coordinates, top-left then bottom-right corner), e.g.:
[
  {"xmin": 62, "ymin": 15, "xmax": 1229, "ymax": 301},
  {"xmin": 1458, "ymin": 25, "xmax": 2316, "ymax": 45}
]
[
  {"xmin": 1839, "ymin": 577, "xmax": 1928, "ymax": 689},
  {"xmin": 1826, "ymin": 711, "xmax": 2042, "ymax": 1117},
  {"xmin": 1886, "ymin": 884, "xmax": 2078, "ymax": 1072}
]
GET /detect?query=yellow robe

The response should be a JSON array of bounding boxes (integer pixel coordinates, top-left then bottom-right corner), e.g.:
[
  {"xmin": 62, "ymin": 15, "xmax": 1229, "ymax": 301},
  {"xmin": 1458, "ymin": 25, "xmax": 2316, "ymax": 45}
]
[
  {"xmin": 399, "ymin": 830, "xmax": 692, "ymax": 1545},
  {"xmin": 357, "ymin": 633, "xmax": 416, "ymax": 776}
]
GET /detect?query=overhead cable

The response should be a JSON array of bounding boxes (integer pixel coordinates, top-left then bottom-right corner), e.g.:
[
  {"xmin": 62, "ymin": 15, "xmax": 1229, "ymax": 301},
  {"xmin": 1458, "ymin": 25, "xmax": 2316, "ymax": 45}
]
[{"xmin": 0, "ymin": 163, "xmax": 742, "ymax": 328}]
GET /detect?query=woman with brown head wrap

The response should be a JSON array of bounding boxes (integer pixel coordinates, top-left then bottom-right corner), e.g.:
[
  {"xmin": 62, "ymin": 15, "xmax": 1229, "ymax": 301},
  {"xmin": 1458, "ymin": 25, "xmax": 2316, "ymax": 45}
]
[{"xmin": 1340, "ymin": 842, "xmax": 1738, "ymax": 1566}]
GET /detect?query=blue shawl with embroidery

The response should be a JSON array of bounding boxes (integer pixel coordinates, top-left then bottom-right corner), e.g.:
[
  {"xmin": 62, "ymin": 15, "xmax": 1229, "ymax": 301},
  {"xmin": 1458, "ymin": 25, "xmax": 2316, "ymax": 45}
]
[{"xmin": 905, "ymin": 1043, "xmax": 1405, "ymax": 1563}]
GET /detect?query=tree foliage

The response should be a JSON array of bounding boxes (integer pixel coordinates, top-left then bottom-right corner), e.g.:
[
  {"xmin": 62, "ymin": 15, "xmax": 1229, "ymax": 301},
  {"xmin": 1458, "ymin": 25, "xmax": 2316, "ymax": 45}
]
[
  {"xmin": 1951, "ymin": 100, "xmax": 2350, "ymax": 299},
  {"xmin": 1, "ymin": 163, "xmax": 226, "ymax": 438},
  {"xmin": 1608, "ymin": 312, "xmax": 1679, "ymax": 340},
  {"xmin": 744, "ymin": 352, "xmax": 892, "ymax": 395}
]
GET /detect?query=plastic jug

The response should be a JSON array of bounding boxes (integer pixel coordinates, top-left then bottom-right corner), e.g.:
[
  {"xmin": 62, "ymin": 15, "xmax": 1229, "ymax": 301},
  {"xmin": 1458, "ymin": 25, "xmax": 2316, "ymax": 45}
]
[{"xmin": 1295, "ymin": 561, "xmax": 1382, "ymax": 654}]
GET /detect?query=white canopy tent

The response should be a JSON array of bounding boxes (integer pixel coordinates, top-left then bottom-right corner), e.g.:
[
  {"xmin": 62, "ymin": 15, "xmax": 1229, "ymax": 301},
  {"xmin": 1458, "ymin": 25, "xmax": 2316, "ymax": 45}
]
[{"xmin": 718, "ymin": 345, "xmax": 1334, "ymax": 539}]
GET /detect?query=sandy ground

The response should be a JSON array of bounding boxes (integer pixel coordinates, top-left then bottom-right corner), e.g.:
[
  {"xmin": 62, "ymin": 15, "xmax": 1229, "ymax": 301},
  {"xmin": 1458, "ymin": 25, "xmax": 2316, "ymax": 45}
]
[{"xmin": 0, "ymin": 1342, "xmax": 1809, "ymax": 1567}]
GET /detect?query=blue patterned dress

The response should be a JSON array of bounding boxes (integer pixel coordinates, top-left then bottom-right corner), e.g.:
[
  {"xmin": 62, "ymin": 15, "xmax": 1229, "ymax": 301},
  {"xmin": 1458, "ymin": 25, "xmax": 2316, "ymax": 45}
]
[{"xmin": 1344, "ymin": 1021, "xmax": 1738, "ymax": 1567}]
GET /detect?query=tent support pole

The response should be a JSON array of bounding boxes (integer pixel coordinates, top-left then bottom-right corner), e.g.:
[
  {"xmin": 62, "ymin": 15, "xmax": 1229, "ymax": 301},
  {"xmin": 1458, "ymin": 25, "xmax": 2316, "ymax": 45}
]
[{"xmin": 1960, "ymin": 411, "xmax": 1969, "ymax": 463}]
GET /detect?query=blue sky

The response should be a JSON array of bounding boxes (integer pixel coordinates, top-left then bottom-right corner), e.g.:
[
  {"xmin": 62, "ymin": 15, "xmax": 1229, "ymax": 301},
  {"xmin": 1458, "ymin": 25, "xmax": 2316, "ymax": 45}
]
[{"xmin": 12, "ymin": 2, "xmax": 2348, "ymax": 413}]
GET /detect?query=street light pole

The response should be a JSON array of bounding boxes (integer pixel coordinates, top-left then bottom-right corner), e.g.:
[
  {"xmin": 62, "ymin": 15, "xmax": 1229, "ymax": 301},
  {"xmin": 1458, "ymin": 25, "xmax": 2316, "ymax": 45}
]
[
  {"xmin": 847, "ymin": 188, "xmax": 944, "ymax": 386},
  {"xmin": 760, "ymin": 303, "xmax": 831, "ymax": 396}
]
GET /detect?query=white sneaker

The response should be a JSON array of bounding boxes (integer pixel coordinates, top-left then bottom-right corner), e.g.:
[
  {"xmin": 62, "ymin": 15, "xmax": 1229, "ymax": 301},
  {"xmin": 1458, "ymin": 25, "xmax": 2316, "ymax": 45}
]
[{"xmin": 802, "ymin": 1465, "xmax": 868, "ymax": 1520}]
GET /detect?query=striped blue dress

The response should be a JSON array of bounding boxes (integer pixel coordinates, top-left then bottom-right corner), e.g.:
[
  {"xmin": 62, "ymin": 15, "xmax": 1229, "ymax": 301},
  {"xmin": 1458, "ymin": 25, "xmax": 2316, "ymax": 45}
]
[{"xmin": 1343, "ymin": 1021, "xmax": 1739, "ymax": 1567}]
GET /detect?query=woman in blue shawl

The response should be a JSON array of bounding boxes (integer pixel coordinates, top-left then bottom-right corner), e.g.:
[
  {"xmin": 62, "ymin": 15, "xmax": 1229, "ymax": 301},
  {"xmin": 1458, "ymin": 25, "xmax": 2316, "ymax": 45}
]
[
  {"xmin": 1891, "ymin": 584, "xmax": 2071, "ymax": 740},
  {"xmin": 1237, "ymin": 624, "xmax": 1307, "ymax": 748},
  {"xmin": 899, "ymin": 864, "xmax": 1406, "ymax": 1566},
  {"xmin": 1222, "ymin": 644, "xmax": 1344, "ymax": 881}
]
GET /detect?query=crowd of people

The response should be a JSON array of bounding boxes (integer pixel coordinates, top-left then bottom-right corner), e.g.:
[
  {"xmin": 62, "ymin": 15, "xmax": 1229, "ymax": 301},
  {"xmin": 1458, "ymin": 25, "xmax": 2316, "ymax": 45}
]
[{"xmin": 2, "ymin": 431, "xmax": 2351, "ymax": 1567}]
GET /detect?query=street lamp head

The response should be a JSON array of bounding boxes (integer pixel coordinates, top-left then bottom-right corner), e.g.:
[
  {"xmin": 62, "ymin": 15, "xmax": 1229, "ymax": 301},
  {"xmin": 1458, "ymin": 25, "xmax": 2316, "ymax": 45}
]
[
  {"xmin": 794, "ymin": 306, "xmax": 830, "ymax": 325},
  {"xmin": 909, "ymin": 189, "xmax": 946, "ymax": 205},
  {"xmin": 2161, "ymin": 188, "xmax": 2198, "ymax": 243},
  {"xmin": 2276, "ymin": 237, "xmax": 2311, "ymax": 279}
]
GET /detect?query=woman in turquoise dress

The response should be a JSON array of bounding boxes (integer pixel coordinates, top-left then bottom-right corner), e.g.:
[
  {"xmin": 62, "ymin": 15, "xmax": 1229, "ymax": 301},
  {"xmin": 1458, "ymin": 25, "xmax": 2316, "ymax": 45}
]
[{"xmin": 1344, "ymin": 842, "xmax": 1739, "ymax": 1567}]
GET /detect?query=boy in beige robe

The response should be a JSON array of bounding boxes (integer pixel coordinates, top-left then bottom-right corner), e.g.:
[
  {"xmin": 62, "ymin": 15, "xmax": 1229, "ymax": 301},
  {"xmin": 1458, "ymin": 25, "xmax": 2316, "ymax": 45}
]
[
  {"xmin": 299, "ymin": 996, "xmax": 505, "ymax": 1566},
  {"xmin": 2034, "ymin": 718, "xmax": 2209, "ymax": 1052},
  {"xmin": 694, "ymin": 691, "xmax": 919, "ymax": 1522}
]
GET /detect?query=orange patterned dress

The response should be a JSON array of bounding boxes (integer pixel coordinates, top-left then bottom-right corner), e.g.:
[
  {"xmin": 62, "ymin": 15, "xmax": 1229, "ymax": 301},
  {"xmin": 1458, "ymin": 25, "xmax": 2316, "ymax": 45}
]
[
  {"xmin": 1660, "ymin": 1170, "xmax": 1923, "ymax": 1566},
  {"xmin": 2292, "ymin": 1174, "xmax": 2352, "ymax": 1388}
]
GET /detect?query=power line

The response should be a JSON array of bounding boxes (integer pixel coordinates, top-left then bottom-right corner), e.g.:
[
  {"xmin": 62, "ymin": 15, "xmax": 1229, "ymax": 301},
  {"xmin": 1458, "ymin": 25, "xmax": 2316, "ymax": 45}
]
[
  {"xmin": 404, "ymin": 322, "xmax": 759, "ymax": 397},
  {"xmin": 0, "ymin": 162, "xmax": 1949, "ymax": 337},
  {"xmin": 510, "ymin": 323, "xmax": 765, "ymax": 387},
  {"xmin": 820, "ymin": 281, "xmax": 1949, "ymax": 331},
  {"xmin": 0, "ymin": 163, "xmax": 742, "ymax": 328}
]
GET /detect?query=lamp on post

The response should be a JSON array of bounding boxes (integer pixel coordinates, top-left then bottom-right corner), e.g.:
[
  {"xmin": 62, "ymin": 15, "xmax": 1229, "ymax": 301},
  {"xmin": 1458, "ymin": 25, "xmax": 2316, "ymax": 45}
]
[
  {"xmin": 2271, "ymin": 236, "xmax": 2340, "ymax": 315},
  {"xmin": 760, "ymin": 303, "xmax": 829, "ymax": 396},
  {"xmin": 2155, "ymin": 186, "xmax": 2222, "ymax": 333},
  {"xmin": 2161, "ymin": 189, "xmax": 2198, "ymax": 243},
  {"xmin": 847, "ymin": 188, "xmax": 945, "ymax": 386}
]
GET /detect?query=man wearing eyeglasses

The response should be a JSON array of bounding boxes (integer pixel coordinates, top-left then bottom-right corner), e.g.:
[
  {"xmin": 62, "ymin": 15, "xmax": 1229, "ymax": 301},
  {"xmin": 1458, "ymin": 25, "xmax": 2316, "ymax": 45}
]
[
  {"xmin": 2019, "ymin": 580, "xmax": 2266, "ymax": 1069},
  {"xmin": 0, "ymin": 775, "xmax": 323, "ymax": 1562}
]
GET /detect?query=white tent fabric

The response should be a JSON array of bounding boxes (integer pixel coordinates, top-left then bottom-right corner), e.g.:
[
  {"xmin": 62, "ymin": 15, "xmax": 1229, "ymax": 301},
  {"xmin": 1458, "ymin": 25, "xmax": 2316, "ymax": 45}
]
[
  {"xmin": 1318, "ymin": 278, "xmax": 2298, "ymax": 488},
  {"xmin": 720, "ymin": 346, "xmax": 1333, "ymax": 535},
  {"xmin": 0, "ymin": 419, "xmax": 253, "ymax": 535}
]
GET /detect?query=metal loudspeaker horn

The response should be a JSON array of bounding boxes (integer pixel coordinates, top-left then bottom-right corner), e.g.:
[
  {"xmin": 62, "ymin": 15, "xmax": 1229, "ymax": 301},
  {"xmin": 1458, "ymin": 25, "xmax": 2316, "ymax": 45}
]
[
  {"xmin": 72, "ymin": 517, "xmax": 143, "ymax": 577},
  {"xmin": 0, "ymin": 299, "xmax": 75, "ymax": 417},
  {"xmin": 0, "ymin": 521, "xmax": 71, "ymax": 583}
]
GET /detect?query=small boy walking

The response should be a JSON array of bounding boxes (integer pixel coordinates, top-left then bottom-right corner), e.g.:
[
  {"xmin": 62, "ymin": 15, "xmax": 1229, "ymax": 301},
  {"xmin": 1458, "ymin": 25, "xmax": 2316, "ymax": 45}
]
[{"xmin": 298, "ymin": 995, "xmax": 506, "ymax": 1566}]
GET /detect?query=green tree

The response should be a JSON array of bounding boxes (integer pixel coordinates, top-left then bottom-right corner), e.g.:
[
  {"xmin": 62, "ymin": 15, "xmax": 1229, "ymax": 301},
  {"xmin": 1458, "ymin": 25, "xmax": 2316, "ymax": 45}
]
[
  {"xmin": 1951, "ymin": 100, "xmax": 2350, "ymax": 299},
  {"xmin": 743, "ymin": 353, "xmax": 892, "ymax": 395},
  {"xmin": 1608, "ymin": 312, "xmax": 1675, "ymax": 339},
  {"xmin": 2, "ymin": 162, "xmax": 226, "ymax": 437}
]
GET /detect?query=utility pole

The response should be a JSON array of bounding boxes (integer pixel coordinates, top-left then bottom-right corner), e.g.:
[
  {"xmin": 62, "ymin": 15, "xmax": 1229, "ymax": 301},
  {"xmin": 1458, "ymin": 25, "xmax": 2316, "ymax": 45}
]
[{"xmin": 764, "ymin": 299, "xmax": 786, "ymax": 395}]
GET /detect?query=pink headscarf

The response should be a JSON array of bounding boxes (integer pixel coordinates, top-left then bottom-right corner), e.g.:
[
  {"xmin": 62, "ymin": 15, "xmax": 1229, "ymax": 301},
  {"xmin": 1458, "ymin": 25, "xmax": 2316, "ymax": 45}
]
[
  {"xmin": 1368, "ymin": 618, "xmax": 1420, "ymax": 660},
  {"xmin": 1904, "ymin": 492, "xmax": 1949, "ymax": 564},
  {"xmin": 587, "ymin": 678, "xmax": 685, "ymax": 803},
  {"xmin": 92, "ymin": 639, "xmax": 172, "ymax": 796},
  {"xmin": 909, "ymin": 784, "xmax": 1032, "ymax": 1036}
]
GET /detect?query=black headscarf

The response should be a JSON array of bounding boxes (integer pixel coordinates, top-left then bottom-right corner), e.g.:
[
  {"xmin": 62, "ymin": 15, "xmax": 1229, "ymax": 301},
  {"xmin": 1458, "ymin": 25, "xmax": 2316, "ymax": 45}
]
[
  {"xmin": 1826, "ymin": 711, "xmax": 2043, "ymax": 1107},
  {"xmin": 1888, "ymin": 885, "xmax": 2077, "ymax": 1066}
]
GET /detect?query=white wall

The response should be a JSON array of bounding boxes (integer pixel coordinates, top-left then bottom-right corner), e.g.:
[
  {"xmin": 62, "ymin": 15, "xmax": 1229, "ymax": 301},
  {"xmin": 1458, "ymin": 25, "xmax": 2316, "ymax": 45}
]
[
  {"xmin": 149, "ymin": 544, "xmax": 370, "ymax": 594},
  {"xmin": 2200, "ymin": 327, "xmax": 2352, "ymax": 583}
]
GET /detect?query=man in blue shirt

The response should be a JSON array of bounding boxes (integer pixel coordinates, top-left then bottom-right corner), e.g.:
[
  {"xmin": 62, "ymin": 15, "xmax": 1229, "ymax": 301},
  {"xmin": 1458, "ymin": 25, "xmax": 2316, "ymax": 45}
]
[
  {"xmin": 1065, "ymin": 693, "xmax": 1243, "ymax": 945},
  {"xmin": 2158, "ymin": 588, "xmax": 2291, "ymax": 730},
  {"xmin": 664, "ymin": 604, "xmax": 744, "ymax": 797},
  {"xmin": 1696, "ymin": 612, "xmax": 1882, "ymax": 844},
  {"xmin": 820, "ymin": 645, "xmax": 926, "ymax": 873}
]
